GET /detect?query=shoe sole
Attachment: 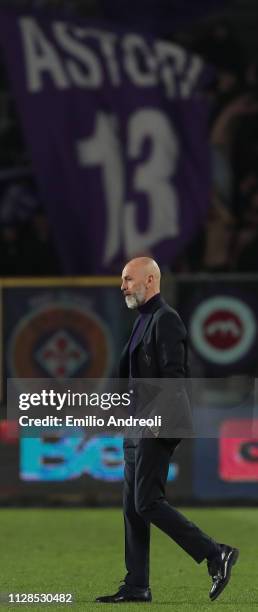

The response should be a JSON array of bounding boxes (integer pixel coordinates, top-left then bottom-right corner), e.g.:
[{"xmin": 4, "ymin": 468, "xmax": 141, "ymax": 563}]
[
  {"xmin": 210, "ymin": 548, "xmax": 239, "ymax": 602},
  {"xmin": 96, "ymin": 598, "xmax": 152, "ymax": 603}
]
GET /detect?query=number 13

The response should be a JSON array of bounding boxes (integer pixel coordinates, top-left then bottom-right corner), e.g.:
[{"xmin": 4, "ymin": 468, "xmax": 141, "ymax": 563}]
[{"xmin": 77, "ymin": 108, "xmax": 179, "ymax": 265}]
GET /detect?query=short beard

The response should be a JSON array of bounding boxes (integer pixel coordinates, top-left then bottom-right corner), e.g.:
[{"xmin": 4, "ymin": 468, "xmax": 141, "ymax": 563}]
[{"xmin": 125, "ymin": 288, "xmax": 145, "ymax": 310}]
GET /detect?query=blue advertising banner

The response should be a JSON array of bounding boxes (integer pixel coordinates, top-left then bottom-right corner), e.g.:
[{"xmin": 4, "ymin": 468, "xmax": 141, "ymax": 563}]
[
  {"xmin": 20, "ymin": 435, "xmax": 178, "ymax": 482},
  {"xmin": 0, "ymin": 11, "xmax": 212, "ymax": 273},
  {"xmin": 0, "ymin": 425, "xmax": 193, "ymax": 503}
]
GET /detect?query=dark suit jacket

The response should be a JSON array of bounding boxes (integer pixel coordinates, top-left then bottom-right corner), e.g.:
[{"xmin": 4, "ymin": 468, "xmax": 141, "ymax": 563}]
[
  {"xmin": 119, "ymin": 297, "xmax": 192, "ymax": 440},
  {"xmin": 119, "ymin": 297, "xmax": 189, "ymax": 380}
]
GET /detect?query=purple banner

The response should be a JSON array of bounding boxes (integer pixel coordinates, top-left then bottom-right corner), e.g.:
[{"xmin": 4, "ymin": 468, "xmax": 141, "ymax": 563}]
[{"xmin": 0, "ymin": 11, "xmax": 213, "ymax": 273}]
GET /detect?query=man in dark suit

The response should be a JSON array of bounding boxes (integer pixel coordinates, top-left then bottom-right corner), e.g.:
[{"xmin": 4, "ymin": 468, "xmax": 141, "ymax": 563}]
[{"xmin": 96, "ymin": 257, "xmax": 239, "ymax": 604}]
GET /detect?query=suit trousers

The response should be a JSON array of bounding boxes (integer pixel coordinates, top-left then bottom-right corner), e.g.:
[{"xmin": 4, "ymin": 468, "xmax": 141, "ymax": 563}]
[{"xmin": 123, "ymin": 437, "xmax": 219, "ymax": 588}]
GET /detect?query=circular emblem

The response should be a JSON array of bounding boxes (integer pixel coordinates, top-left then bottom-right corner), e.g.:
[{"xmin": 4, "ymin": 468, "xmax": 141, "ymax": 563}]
[
  {"xmin": 9, "ymin": 303, "xmax": 112, "ymax": 378},
  {"xmin": 190, "ymin": 296, "xmax": 256, "ymax": 364}
]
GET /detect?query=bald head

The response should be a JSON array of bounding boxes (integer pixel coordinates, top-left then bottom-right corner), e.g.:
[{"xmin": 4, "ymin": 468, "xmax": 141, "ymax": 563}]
[{"xmin": 121, "ymin": 257, "xmax": 161, "ymax": 309}]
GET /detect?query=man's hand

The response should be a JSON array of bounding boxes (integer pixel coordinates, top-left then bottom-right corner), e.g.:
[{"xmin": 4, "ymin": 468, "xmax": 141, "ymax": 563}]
[{"xmin": 147, "ymin": 424, "xmax": 160, "ymax": 438}]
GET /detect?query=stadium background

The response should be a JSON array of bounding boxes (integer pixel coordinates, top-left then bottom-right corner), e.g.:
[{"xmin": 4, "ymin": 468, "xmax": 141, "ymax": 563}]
[{"xmin": 0, "ymin": 1, "xmax": 258, "ymax": 608}]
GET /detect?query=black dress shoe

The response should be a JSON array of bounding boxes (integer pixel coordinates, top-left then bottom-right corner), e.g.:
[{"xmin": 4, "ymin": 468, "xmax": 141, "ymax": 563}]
[
  {"xmin": 208, "ymin": 544, "xmax": 239, "ymax": 601},
  {"xmin": 95, "ymin": 584, "xmax": 152, "ymax": 603}
]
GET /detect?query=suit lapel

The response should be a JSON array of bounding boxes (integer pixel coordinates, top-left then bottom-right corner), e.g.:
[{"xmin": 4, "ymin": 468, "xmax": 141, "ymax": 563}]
[
  {"xmin": 130, "ymin": 313, "xmax": 153, "ymax": 355},
  {"xmin": 122, "ymin": 315, "xmax": 141, "ymax": 356},
  {"xmin": 120, "ymin": 312, "xmax": 153, "ymax": 364},
  {"xmin": 119, "ymin": 297, "xmax": 165, "ymax": 377}
]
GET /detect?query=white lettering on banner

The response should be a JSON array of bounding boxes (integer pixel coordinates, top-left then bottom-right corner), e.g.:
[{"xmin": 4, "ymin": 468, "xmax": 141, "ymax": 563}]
[
  {"xmin": 155, "ymin": 41, "xmax": 203, "ymax": 98},
  {"xmin": 155, "ymin": 41, "xmax": 185, "ymax": 98},
  {"xmin": 54, "ymin": 23, "xmax": 102, "ymax": 88},
  {"xmin": 77, "ymin": 113, "xmax": 123, "ymax": 265},
  {"xmin": 96, "ymin": 31, "xmax": 120, "ymax": 86},
  {"xmin": 58, "ymin": 26, "xmax": 121, "ymax": 86},
  {"xmin": 181, "ymin": 56, "xmax": 203, "ymax": 98},
  {"xmin": 19, "ymin": 17, "xmax": 203, "ymax": 96},
  {"xmin": 77, "ymin": 109, "xmax": 179, "ymax": 265},
  {"xmin": 124, "ymin": 109, "xmax": 179, "ymax": 256},
  {"xmin": 19, "ymin": 17, "xmax": 69, "ymax": 92},
  {"xmin": 123, "ymin": 35, "xmax": 158, "ymax": 87}
]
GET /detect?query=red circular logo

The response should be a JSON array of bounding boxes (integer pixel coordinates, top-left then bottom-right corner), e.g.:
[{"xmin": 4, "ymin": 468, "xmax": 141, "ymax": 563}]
[
  {"xmin": 190, "ymin": 296, "xmax": 256, "ymax": 364},
  {"xmin": 203, "ymin": 310, "xmax": 243, "ymax": 350}
]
